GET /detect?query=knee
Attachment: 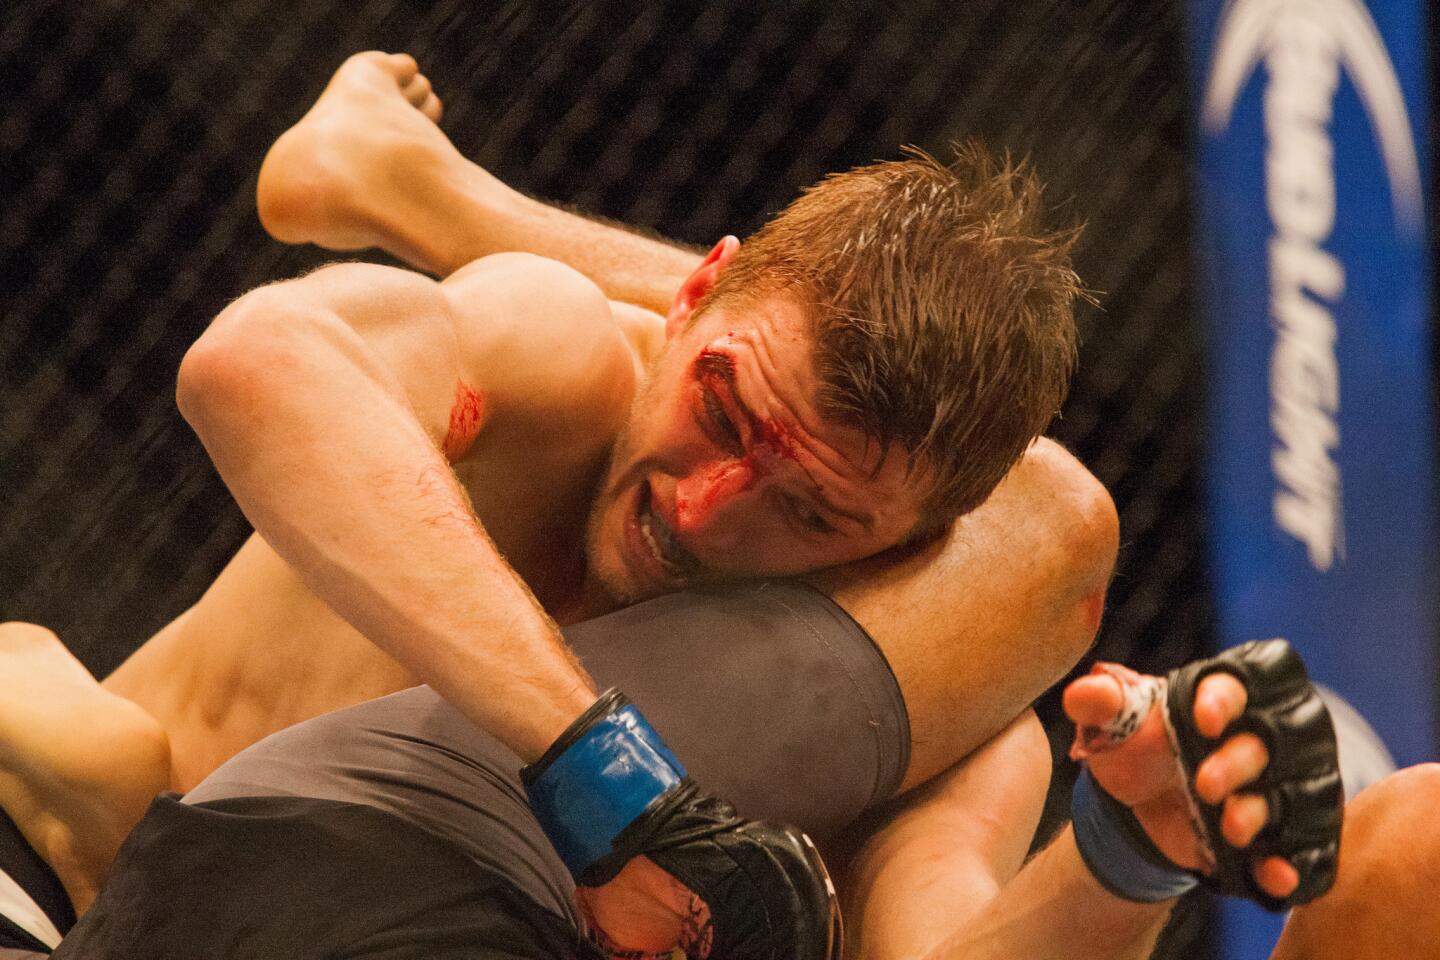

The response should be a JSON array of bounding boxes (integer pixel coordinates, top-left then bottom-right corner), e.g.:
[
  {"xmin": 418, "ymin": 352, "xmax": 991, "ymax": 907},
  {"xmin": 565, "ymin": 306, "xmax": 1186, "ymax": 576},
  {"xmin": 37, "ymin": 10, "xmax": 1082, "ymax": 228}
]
[
  {"xmin": 1023, "ymin": 440, "xmax": 1118, "ymax": 584},
  {"xmin": 1347, "ymin": 763, "xmax": 1440, "ymax": 835},
  {"xmin": 1274, "ymin": 764, "xmax": 1440, "ymax": 960},
  {"xmin": 1014, "ymin": 440, "xmax": 1119, "ymax": 631},
  {"xmin": 1318, "ymin": 763, "xmax": 1440, "ymax": 905}
]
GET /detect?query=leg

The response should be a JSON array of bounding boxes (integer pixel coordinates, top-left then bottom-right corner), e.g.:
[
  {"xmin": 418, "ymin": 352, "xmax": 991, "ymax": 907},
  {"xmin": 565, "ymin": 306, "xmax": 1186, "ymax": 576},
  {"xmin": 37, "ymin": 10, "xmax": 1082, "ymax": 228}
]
[
  {"xmin": 0, "ymin": 623, "xmax": 169, "ymax": 914},
  {"xmin": 258, "ymin": 52, "xmax": 699, "ymax": 310},
  {"xmin": 808, "ymin": 438, "xmax": 1120, "ymax": 790},
  {"xmin": 1271, "ymin": 764, "xmax": 1440, "ymax": 960}
]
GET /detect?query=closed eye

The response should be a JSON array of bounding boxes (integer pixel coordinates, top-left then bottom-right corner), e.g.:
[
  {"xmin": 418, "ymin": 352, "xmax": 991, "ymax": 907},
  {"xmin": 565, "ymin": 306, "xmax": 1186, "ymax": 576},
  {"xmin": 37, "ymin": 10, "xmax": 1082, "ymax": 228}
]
[
  {"xmin": 703, "ymin": 387, "xmax": 744, "ymax": 454},
  {"xmin": 787, "ymin": 494, "xmax": 837, "ymax": 535}
]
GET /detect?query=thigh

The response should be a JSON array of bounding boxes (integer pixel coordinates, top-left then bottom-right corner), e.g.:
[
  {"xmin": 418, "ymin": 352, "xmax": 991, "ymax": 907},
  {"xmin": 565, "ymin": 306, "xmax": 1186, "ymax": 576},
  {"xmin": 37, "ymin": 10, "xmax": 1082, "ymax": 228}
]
[
  {"xmin": 809, "ymin": 439, "xmax": 1119, "ymax": 791},
  {"xmin": 1271, "ymin": 764, "xmax": 1440, "ymax": 960}
]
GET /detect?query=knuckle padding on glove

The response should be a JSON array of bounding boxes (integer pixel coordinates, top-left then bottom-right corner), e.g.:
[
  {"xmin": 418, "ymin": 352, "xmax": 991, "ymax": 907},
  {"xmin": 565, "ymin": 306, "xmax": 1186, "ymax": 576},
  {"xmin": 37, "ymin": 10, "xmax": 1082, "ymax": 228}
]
[{"xmin": 1164, "ymin": 639, "xmax": 1343, "ymax": 911}]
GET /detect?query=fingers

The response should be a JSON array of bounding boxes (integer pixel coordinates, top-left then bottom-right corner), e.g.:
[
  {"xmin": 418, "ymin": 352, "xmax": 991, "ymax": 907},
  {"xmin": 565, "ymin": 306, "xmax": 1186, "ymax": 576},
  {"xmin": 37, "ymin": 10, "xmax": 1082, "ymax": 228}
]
[
  {"xmin": 1217, "ymin": 771, "xmax": 1301, "ymax": 904},
  {"xmin": 1220, "ymin": 793, "xmax": 1269, "ymax": 847},
  {"xmin": 1193, "ymin": 672, "xmax": 1247, "ymax": 738},
  {"xmin": 1063, "ymin": 673, "xmax": 1125, "ymax": 727},
  {"xmin": 1253, "ymin": 855, "xmax": 1300, "ymax": 900},
  {"xmin": 1196, "ymin": 732, "xmax": 1268, "ymax": 804},
  {"xmin": 420, "ymin": 93, "xmax": 443, "ymax": 123}
]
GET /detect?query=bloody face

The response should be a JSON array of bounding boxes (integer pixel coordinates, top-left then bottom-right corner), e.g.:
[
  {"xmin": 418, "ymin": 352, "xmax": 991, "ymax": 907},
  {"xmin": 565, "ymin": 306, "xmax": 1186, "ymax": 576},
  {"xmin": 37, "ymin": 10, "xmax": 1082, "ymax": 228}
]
[{"xmin": 583, "ymin": 295, "xmax": 929, "ymax": 605}]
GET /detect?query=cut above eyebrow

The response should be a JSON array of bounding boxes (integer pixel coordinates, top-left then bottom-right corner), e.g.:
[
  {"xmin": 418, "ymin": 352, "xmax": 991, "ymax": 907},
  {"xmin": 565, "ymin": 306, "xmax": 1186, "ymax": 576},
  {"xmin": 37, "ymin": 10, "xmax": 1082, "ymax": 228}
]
[{"xmin": 697, "ymin": 348, "xmax": 758, "ymax": 428}]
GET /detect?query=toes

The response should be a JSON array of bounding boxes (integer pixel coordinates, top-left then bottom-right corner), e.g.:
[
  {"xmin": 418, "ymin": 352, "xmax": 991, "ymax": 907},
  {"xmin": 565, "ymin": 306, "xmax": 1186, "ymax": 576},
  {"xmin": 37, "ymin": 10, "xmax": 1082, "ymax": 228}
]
[
  {"xmin": 387, "ymin": 52, "xmax": 419, "ymax": 82},
  {"xmin": 1063, "ymin": 673, "xmax": 1125, "ymax": 727},
  {"xmin": 1193, "ymin": 673, "xmax": 1247, "ymax": 738},
  {"xmin": 1220, "ymin": 793, "xmax": 1269, "ymax": 848},
  {"xmin": 1195, "ymin": 732, "xmax": 1268, "ymax": 803},
  {"xmin": 420, "ymin": 92, "xmax": 443, "ymax": 123},
  {"xmin": 1253, "ymin": 855, "xmax": 1300, "ymax": 899},
  {"xmin": 402, "ymin": 72, "xmax": 432, "ymax": 107}
]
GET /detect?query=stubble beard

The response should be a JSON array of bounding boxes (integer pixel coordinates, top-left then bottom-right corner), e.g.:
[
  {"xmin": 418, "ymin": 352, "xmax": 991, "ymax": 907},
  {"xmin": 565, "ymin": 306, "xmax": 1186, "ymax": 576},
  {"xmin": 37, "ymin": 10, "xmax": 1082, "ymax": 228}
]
[
  {"xmin": 580, "ymin": 387, "xmax": 648, "ymax": 610},
  {"xmin": 581, "ymin": 340, "xmax": 701, "ymax": 610}
]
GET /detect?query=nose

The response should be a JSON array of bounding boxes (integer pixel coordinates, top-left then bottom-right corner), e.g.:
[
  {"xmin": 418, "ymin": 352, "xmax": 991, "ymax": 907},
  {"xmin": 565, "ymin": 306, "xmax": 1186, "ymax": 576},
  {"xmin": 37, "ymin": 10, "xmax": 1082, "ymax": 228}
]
[{"xmin": 672, "ymin": 457, "xmax": 762, "ymax": 541}]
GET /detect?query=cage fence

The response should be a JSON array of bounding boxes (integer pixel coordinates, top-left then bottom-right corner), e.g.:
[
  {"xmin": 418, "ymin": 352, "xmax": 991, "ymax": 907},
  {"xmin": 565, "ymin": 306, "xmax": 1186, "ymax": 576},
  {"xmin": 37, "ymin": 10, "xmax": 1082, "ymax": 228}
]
[{"xmin": 2, "ymin": 0, "xmax": 1221, "ymax": 953}]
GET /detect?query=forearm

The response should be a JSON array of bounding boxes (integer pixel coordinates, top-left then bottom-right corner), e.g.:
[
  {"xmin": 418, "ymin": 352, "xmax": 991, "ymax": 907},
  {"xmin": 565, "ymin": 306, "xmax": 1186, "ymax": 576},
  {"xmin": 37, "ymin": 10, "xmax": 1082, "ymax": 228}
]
[
  {"xmin": 177, "ymin": 296, "xmax": 594, "ymax": 758},
  {"xmin": 399, "ymin": 158, "xmax": 702, "ymax": 312},
  {"xmin": 920, "ymin": 828, "xmax": 1170, "ymax": 960}
]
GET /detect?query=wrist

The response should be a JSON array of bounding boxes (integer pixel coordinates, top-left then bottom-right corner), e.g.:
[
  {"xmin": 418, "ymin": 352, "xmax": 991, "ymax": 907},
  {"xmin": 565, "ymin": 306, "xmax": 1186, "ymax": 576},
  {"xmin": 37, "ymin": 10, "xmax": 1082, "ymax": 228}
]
[
  {"xmin": 1070, "ymin": 767, "xmax": 1197, "ymax": 903},
  {"xmin": 522, "ymin": 689, "xmax": 689, "ymax": 884}
]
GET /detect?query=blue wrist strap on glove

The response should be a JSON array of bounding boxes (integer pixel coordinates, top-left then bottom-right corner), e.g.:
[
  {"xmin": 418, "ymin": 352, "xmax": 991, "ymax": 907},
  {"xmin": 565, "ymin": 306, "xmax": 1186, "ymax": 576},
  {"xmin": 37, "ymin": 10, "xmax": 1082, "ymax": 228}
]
[
  {"xmin": 522, "ymin": 689, "xmax": 687, "ymax": 882},
  {"xmin": 1071, "ymin": 767, "xmax": 1198, "ymax": 903}
]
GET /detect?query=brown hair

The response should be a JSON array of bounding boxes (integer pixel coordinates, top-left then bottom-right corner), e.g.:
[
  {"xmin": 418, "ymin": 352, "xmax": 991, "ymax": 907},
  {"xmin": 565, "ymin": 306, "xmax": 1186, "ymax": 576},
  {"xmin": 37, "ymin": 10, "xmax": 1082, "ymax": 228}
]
[{"xmin": 702, "ymin": 142, "xmax": 1087, "ymax": 531}]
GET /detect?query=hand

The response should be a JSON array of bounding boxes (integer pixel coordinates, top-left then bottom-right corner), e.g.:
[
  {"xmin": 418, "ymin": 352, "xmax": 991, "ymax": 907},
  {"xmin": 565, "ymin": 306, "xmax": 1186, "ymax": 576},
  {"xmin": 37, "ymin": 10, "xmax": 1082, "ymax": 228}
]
[
  {"xmin": 576, "ymin": 856, "xmax": 711, "ymax": 959},
  {"xmin": 1064, "ymin": 646, "xmax": 1338, "ymax": 904},
  {"xmin": 525, "ymin": 690, "xmax": 839, "ymax": 960}
]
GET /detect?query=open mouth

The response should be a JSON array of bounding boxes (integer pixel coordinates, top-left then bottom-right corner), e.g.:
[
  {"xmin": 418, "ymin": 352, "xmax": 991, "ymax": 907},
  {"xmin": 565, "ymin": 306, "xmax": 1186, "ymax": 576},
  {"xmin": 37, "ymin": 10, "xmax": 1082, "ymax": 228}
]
[{"xmin": 636, "ymin": 481, "xmax": 700, "ymax": 580}]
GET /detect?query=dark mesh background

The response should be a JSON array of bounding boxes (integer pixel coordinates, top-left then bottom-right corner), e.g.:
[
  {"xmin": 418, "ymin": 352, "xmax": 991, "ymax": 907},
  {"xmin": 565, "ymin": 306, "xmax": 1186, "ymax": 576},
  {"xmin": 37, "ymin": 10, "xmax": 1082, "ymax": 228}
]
[{"xmin": 3, "ymin": 0, "xmax": 1217, "ymax": 952}]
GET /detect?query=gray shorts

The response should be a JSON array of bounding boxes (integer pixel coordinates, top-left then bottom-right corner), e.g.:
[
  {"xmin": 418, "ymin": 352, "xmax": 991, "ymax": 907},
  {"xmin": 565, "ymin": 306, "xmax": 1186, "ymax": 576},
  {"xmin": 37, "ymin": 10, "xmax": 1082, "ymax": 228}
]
[{"xmin": 48, "ymin": 581, "xmax": 909, "ymax": 957}]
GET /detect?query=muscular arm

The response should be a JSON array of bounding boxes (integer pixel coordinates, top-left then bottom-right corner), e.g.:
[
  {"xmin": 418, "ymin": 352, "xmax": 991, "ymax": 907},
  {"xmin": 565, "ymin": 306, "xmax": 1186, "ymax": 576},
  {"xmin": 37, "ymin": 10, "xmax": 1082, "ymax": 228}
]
[
  {"xmin": 846, "ymin": 712, "xmax": 1169, "ymax": 960},
  {"xmin": 176, "ymin": 254, "xmax": 632, "ymax": 758}
]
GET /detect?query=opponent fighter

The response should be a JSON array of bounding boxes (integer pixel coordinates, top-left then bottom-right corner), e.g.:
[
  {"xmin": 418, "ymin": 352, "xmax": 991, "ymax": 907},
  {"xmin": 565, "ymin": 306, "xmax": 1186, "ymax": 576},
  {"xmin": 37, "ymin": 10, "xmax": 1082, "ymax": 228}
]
[
  {"xmin": 0, "ymin": 608, "xmax": 1403, "ymax": 959},
  {"xmin": 0, "ymin": 51, "xmax": 1119, "ymax": 958}
]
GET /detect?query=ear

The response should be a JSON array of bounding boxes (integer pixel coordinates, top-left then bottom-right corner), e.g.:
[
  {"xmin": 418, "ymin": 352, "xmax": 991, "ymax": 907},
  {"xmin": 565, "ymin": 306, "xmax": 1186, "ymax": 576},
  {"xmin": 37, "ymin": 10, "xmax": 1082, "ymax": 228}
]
[{"xmin": 665, "ymin": 235, "xmax": 740, "ymax": 337}]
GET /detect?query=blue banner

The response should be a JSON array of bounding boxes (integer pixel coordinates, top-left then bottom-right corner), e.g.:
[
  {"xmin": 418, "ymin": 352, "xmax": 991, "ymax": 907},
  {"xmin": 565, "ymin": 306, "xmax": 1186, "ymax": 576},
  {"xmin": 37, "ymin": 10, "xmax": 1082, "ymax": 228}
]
[{"xmin": 1186, "ymin": 0, "xmax": 1433, "ymax": 955}]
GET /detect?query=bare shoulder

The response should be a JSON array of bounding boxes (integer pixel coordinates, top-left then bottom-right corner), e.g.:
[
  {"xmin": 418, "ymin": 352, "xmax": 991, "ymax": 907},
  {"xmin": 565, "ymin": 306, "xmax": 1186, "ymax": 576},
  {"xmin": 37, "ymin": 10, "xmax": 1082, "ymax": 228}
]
[{"xmin": 440, "ymin": 253, "xmax": 638, "ymax": 433}]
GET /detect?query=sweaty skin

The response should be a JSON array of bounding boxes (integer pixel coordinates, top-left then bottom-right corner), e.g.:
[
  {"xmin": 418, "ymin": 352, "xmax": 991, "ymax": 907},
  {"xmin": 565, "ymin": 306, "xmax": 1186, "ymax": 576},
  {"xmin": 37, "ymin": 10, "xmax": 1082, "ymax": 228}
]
[{"xmin": 111, "ymin": 53, "xmax": 1118, "ymax": 795}]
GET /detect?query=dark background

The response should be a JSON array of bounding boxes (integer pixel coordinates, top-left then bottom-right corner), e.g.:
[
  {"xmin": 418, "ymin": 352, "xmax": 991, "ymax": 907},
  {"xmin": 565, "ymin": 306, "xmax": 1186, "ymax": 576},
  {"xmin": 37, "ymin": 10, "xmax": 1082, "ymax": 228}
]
[{"xmin": 7, "ymin": 0, "xmax": 1420, "ymax": 954}]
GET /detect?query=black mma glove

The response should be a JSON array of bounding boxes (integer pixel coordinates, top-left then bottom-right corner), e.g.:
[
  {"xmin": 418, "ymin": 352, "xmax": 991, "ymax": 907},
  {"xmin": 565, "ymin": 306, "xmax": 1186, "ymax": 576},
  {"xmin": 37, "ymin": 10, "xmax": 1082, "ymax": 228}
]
[
  {"xmin": 1072, "ymin": 639, "xmax": 1343, "ymax": 911},
  {"xmin": 522, "ymin": 689, "xmax": 841, "ymax": 960}
]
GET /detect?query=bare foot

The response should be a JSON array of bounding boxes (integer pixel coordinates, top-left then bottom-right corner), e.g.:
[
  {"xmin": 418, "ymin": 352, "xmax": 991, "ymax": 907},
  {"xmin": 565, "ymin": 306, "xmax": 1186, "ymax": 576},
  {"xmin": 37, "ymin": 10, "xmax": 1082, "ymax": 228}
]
[
  {"xmin": 257, "ymin": 52, "xmax": 461, "ymax": 267},
  {"xmin": 0, "ymin": 623, "xmax": 170, "ymax": 914}
]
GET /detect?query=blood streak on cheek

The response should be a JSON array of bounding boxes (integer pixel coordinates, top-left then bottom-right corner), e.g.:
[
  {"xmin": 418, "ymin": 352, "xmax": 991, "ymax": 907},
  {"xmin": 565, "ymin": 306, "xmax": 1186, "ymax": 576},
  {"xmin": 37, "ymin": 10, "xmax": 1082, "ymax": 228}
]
[
  {"xmin": 676, "ymin": 419, "xmax": 804, "ymax": 528},
  {"xmin": 677, "ymin": 460, "xmax": 756, "ymax": 529},
  {"xmin": 441, "ymin": 381, "xmax": 487, "ymax": 462}
]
